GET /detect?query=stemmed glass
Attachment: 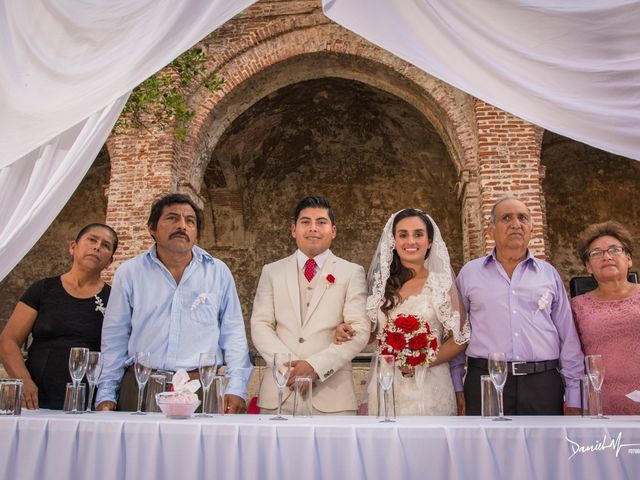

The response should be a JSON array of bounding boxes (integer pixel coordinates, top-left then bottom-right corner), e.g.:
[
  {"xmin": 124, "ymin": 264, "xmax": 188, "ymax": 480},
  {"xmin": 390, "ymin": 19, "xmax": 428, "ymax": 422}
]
[
  {"xmin": 197, "ymin": 353, "xmax": 217, "ymax": 417},
  {"xmin": 488, "ymin": 352, "xmax": 511, "ymax": 421},
  {"xmin": 377, "ymin": 354, "xmax": 395, "ymax": 423},
  {"xmin": 585, "ymin": 354, "xmax": 608, "ymax": 419},
  {"xmin": 84, "ymin": 351, "xmax": 103, "ymax": 413},
  {"xmin": 414, "ymin": 364, "xmax": 428, "ymax": 415},
  {"xmin": 68, "ymin": 347, "xmax": 89, "ymax": 414},
  {"xmin": 132, "ymin": 352, "xmax": 152, "ymax": 415},
  {"xmin": 271, "ymin": 353, "xmax": 291, "ymax": 421}
]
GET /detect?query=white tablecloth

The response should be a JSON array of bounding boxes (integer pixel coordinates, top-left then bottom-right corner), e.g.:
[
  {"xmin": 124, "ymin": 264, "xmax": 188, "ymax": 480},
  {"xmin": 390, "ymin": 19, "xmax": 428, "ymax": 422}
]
[{"xmin": 1, "ymin": 411, "xmax": 639, "ymax": 479}]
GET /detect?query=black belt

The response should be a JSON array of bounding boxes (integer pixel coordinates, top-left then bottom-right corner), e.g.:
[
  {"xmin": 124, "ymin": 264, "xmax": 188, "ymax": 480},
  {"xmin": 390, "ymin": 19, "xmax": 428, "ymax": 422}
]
[
  {"xmin": 126, "ymin": 366, "xmax": 199, "ymax": 380},
  {"xmin": 467, "ymin": 357, "xmax": 559, "ymax": 376}
]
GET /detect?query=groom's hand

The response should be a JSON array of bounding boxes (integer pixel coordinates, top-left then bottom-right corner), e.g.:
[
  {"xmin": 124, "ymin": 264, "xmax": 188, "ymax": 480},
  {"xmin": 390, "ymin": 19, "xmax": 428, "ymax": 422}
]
[
  {"xmin": 286, "ymin": 360, "xmax": 319, "ymax": 389},
  {"xmin": 333, "ymin": 323, "xmax": 355, "ymax": 344}
]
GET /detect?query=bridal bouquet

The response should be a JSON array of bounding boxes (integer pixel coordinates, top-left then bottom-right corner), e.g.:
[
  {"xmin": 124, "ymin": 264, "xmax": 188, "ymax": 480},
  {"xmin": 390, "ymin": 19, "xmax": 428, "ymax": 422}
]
[{"xmin": 377, "ymin": 314, "xmax": 439, "ymax": 368}]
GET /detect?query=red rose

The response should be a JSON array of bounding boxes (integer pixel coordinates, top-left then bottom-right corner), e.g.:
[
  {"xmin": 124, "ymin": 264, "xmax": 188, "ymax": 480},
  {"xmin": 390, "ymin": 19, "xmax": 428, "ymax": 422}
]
[
  {"xmin": 429, "ymin": 338, "xmax": 438, "ymax": 350},
  {"xmin": 394, "ymin": 315, "xmax": 420, "ymax": 333},
  {"xmin": 408, "ymin": 333, "xmax": 428, "ymax": 350},
  {"xmin": 424, "ymin": 322, "xmax": 431, "ymax": 335},
  {"xmin": 326, "ymin": 274, "xmax": 335, "ymax": 284},
  {"xmin": 381, "ymin": 348, "xmax": 393, "ymax": 356},
  {"xmin": 406, "ymin": 352, "xmax": 426, "ymax": 367},
  {"xmin": 385, "ymin": 331, "xmax": 406, "ymax": 351}
]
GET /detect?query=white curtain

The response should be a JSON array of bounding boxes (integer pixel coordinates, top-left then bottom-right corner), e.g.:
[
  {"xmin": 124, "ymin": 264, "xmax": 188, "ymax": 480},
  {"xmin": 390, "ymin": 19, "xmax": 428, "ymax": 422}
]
[
  {"xmin": 0, "ymin": 0, "xmax": 258, "ymax": 281},
  {"xmin": 323, "ymin": 0, "xmax": 640, "ymax": 161}
]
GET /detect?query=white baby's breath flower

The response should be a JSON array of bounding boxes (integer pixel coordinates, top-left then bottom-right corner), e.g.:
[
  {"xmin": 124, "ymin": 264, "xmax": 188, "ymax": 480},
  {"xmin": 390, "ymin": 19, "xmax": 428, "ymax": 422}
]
[
  {"xmin": 94, "ymin": 295, "xmax": 106, "ymax": 315},
  {"xmin": 191, "ymin": 293, "xmax": 208, "ymax": 311},
  {"xmin": 537, "ymin": 289, "xmax": 552, "ymax": 311}
]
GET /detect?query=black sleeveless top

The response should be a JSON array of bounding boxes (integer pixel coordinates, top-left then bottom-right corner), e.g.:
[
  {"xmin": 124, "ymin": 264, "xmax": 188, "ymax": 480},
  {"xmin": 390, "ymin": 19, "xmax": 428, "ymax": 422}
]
[{"xmin": 21, "ymin": 276, "xmax": 110, "ymax": 409}]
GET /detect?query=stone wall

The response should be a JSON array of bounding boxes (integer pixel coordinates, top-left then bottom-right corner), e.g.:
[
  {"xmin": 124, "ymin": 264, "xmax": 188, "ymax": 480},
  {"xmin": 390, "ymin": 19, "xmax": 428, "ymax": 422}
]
[{"xmin": 542, "ymin": 131, "xmax": 640, "ymax": 283}]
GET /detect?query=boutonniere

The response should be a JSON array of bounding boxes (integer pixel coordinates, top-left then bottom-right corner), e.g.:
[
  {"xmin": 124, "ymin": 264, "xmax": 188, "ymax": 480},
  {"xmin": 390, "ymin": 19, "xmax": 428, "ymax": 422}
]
[
  {"xmin": 326, "ymin": 274, "xmax": 336, "ymax": 286},
  {"xmin": 191, "ymin": 293, "xmax": 208, "ymax": 310},
  {"xmin": 537, "ymin": 289, "xmax": 552, "ymax": 311},
  {"xmin": 94, "ymin": 295, "xmax": 106, "ymax": 315}
]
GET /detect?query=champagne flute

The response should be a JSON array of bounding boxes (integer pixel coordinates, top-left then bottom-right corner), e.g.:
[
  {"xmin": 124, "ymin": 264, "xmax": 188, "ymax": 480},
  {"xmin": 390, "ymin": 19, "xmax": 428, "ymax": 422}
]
[
  {"xmin": 271, "ymin": 353, "xmax": 291, "ymax": 421},
  {"xmin": 84, "ymin": 351, "xmax": 103, "ymax": 413},
  {"xmin": 132, "ymin": 352, "xmax": 152, "ymax": 415},
  {"xmin": 68, "ymin": 347, "xmax": 89, "ymax": 414},
  {"xmin": 377, "ymin": 354, "xmax": 395, "ymax": 423},
  {"xmin": 585, "ymin": 354, "xmax": 608, "ymax": 419},
  {"xmin": 488, "ymin": 352, "xmax": 511, "ymax": 421},
  {"xmin": 414, "ymin": 364, "xmax": 428, "ymax": 416},
  {"xmin": 197, "ymin": 353, "xmax": 217, "ymax": 417}
]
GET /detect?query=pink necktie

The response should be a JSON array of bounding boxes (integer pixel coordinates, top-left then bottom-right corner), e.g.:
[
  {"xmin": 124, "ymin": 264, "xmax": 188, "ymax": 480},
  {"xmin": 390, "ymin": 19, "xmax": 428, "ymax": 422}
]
[{"xmin": 304, "ymin": 258, "xmax": 317, "ymax": 282}]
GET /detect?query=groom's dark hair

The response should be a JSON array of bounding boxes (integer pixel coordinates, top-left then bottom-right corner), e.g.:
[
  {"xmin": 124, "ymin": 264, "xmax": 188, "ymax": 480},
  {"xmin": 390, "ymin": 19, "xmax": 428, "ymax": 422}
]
[{"xmin": 293, "ymin": 196, "xmax": 336, "ymax": 225}]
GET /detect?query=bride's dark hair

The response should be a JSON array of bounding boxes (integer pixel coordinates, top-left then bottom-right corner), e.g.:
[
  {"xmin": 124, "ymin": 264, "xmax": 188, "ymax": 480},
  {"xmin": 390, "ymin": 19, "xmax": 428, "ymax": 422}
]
[{"xmin": 381, "ymin": 209, "xmax": 434, "ymax": 315}]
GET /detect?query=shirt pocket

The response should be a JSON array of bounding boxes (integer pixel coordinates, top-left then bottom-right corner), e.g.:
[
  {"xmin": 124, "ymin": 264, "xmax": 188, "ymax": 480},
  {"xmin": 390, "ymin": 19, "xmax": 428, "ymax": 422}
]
[
  {"xmin": 530, "ymin": 286, "xmax": 555, "ymax": 318},
  {"xmin": 187, "ymin": 292, "xmax": 220, "ymax": 326}
]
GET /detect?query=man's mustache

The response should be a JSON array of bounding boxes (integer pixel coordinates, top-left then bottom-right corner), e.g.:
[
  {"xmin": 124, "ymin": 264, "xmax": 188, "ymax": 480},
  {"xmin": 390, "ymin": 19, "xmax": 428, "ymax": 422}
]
[{"xmin": 170, "ymin": 231, "xmax": 190, "ymax": 240}]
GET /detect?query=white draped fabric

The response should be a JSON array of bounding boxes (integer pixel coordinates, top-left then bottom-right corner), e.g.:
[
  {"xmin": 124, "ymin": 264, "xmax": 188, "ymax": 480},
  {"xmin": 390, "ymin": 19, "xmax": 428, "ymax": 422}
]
[
  {"xmin": 323, "ymin": 0, "xmax": 640, "ymax": 161},
  {"xmin": 1, "ymin": 411, "xmax": 639, "ymax": 480},
  {"xmin": 1, "ymin": 0, "xmax": 639, "ymax": 280},
  {"xmin": 0, "ymin": 0, "xmax": 258, "ymax": 281}
]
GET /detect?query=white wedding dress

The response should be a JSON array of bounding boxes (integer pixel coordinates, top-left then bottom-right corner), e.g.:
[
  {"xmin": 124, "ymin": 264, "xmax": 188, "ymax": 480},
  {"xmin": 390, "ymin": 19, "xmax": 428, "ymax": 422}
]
[{"xmin": 367, "ymin": 274, "xmax": 459, "ymax": 416}]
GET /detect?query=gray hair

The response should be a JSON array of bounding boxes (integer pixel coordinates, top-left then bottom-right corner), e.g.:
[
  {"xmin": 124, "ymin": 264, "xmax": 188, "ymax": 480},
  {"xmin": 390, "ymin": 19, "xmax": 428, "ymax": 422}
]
[{"xmin": 489, "ymin": 194, "xmax": 530, "ymax": 224}]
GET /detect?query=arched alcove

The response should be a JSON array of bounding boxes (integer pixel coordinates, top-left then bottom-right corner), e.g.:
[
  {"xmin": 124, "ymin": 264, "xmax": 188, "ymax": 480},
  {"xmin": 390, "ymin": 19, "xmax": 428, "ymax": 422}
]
[
  {"xmin": 541, "ymin": 131, "xmax": 640, "ymax": 282},
  {"xmin": 0, "ymin": 147, "xmax": 112, "ymax": 328},
  {"xmin": 197, "ymin": 77, "xmax": 462, "ymax": 334}
]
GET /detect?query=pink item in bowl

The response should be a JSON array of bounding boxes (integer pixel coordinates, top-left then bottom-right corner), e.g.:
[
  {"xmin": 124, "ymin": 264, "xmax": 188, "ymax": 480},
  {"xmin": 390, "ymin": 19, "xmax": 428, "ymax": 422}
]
[{"xmin": 155, "ymin": 392, "xmax": 200, "ymax": 419}]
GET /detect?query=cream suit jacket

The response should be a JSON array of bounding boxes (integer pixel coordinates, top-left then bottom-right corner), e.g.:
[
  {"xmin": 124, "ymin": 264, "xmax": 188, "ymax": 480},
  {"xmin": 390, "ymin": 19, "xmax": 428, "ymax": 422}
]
[{"xmin": 250, "ymin": 252, "xmax": 370, "ymax": 412}]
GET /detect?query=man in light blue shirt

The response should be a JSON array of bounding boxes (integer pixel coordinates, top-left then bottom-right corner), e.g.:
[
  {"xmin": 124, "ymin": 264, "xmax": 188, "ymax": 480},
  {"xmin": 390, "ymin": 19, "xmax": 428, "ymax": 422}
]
[{"xmin": 96, "ymin": 193, "xmax": 252, "ymax": 413}]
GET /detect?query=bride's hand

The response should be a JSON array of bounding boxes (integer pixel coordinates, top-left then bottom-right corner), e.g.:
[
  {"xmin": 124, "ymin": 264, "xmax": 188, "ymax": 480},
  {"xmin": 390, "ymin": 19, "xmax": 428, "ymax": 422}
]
[
  {"xmin": 333, "ymin": 323, "xmax": 355, "ymax": 344},
  {"xmin": 399, "ymin": 366, "xmax": 414, "ymax": 377}
]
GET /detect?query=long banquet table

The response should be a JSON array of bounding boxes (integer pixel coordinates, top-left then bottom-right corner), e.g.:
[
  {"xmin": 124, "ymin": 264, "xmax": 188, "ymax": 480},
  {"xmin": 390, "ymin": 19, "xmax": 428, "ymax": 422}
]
[{"xmin": 1, "ymin": 410, "xmax": 639, "ymax": 480}]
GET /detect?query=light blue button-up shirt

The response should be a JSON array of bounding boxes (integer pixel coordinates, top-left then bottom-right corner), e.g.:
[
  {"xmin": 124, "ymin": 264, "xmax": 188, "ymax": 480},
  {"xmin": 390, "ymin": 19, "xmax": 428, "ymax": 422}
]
[
  {"xmin": 454, "ymin": 249, "xmax": 585, "ymax": 407},
  {"xmin": 96, "ymin": 245, "xmax": 252, "ymax": 404}
]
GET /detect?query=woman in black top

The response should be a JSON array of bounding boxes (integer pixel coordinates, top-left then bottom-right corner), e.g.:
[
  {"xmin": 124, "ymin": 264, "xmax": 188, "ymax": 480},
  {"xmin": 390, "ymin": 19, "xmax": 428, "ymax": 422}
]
[{"xmin": 0, "ymin": 223, "xmax": 118, "ymax": 409}]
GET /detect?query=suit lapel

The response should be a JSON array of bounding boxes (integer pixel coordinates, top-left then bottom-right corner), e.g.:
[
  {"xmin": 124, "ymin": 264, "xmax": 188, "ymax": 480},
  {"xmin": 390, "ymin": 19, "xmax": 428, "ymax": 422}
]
[
  {"xmin": 285, "ymin": 254, "xmax": 302, "ymax": 323},
  {"xmin": 303, "ymin": 252, "xmax": 336, "ymax": 325}
]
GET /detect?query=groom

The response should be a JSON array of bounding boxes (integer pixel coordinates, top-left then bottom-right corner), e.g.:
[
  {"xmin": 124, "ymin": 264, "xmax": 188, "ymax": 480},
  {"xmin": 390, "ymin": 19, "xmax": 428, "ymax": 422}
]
[{"xmin": 250, "ymin": 196, "xmax": 370, "ymax": 415}]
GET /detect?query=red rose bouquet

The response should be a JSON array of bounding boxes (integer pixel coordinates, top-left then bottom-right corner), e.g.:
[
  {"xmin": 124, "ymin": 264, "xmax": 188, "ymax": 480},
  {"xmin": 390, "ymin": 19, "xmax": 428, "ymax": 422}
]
[{"xmin": 377, "ymin": 314, "xmax": 438, "ymax": 368}]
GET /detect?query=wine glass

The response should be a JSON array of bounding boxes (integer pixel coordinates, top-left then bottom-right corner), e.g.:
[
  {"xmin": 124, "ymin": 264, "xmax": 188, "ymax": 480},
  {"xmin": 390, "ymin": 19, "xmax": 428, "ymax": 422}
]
[
  {"xmin": 585, "ymin": 354, "xmax": 608, "ymax": 419},
  {"xmin": 84, "ymin": 351, "xmax": 103, "ymax": 413},
  {"xmin": 377, "ymin": 354, "xmax": 395, "ymax": 423},
  {"xmin": 132, "ymin": 352, "xmax": 152, "ymax": 415},
  {"xmin": 488, "ymin": 352, "xmax": 511, "ymax": 421},
  {"xmin": 197, "ymin": 353, "xmax": 217, "ymax": 417},
  {"xmin": 68, "ymin": 347, "xmax": 89, "ymax": 414},
  {"xmin": 271, "ymin": 353, "xmax": 291, "ymax": 421}
]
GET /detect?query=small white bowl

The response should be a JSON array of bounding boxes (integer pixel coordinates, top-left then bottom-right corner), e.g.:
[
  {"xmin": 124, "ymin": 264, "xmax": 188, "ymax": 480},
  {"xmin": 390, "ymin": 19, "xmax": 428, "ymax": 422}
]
[{"xmin": 155, "ymin": 392, "xmax": 200, "ymax": 419}]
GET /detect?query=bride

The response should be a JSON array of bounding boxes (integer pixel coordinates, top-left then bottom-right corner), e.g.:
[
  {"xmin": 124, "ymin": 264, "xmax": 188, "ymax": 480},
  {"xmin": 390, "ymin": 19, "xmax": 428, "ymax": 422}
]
[{"xmin": 337, "ymin": 209, "xmax": 469, "ymax": 415}]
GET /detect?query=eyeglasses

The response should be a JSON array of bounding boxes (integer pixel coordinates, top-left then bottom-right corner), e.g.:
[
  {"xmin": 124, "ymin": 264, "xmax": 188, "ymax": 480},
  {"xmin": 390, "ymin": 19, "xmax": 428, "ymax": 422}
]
[{"xmin": 588, "ymin": 246, "xmax": 626, "ymax": 260}]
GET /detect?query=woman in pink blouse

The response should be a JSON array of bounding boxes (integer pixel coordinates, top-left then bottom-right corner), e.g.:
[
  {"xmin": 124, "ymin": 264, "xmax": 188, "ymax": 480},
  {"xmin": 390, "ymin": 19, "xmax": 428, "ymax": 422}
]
[{"xmin": 571, "ymin": 221, "xmax": 640, "ymax": 415}]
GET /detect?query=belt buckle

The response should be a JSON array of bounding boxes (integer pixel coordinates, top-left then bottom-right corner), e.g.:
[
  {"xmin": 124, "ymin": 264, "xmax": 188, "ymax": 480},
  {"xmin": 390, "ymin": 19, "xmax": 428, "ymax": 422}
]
[{"xmin": 511, "ymin": 361, "xmax": 527, "ymax": 376}]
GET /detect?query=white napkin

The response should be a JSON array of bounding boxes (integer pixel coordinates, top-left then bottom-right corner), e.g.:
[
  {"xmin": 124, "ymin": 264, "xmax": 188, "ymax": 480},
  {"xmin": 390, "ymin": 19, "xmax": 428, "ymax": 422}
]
[
  {"xmin": 172, "ymin": 369, "xmax": 201, "ymax": 394},
  {"xmin": 625, "ymin": 390, "xmax": 640, "ymax": 403}
]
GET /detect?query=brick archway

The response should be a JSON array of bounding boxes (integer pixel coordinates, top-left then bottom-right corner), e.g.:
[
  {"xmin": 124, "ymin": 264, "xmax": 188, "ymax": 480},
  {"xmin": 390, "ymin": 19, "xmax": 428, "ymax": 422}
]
[{"xmin": 175, "ymin": 22, "xmax": 482, "ymax": 258}]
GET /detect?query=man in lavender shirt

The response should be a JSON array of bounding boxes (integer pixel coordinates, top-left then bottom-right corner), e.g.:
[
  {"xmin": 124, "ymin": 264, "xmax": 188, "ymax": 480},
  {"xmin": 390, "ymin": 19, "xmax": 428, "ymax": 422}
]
[{"xmin": 454, "ymin": 196, "xmax": 584, "ymax": 415}]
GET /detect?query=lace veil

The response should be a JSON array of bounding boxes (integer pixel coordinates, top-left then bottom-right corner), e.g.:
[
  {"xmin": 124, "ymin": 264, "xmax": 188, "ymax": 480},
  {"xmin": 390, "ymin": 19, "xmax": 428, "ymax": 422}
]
[{"xmin": 366, "ymin": 210, "xmax": 470, "ymax": 344}]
